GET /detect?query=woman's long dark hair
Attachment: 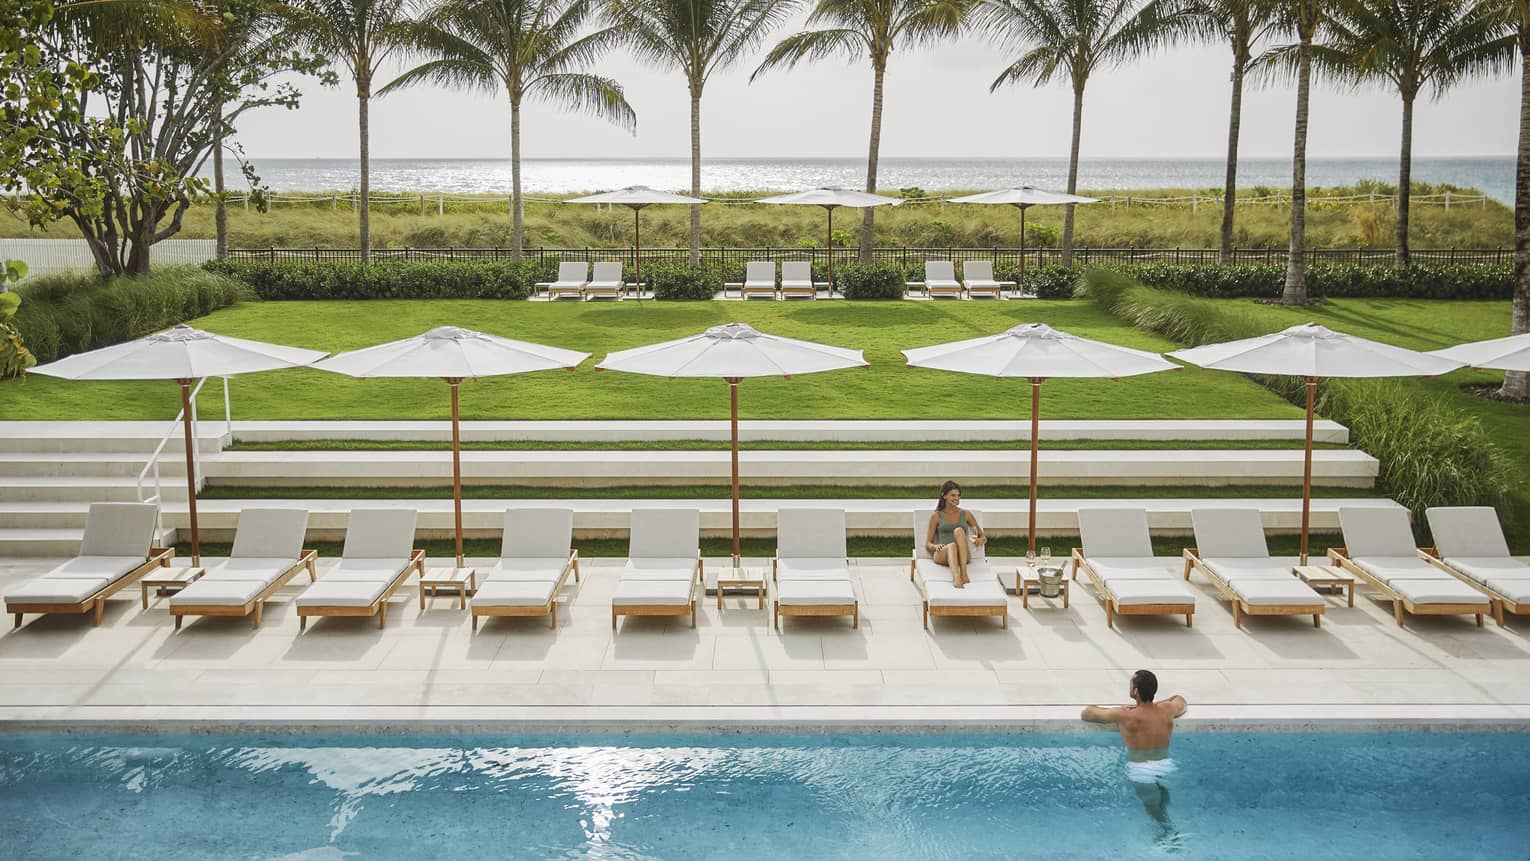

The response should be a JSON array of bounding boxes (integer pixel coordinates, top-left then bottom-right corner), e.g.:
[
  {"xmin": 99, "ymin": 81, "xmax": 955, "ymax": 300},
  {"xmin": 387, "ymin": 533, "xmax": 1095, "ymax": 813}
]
[{"xmin": 936, "ymin": 480, "xmax": 960, "ymax": 511}]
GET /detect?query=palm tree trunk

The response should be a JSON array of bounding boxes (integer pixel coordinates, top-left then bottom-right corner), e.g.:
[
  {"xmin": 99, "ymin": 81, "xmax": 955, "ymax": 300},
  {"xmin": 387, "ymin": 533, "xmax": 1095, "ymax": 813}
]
[
  {"xmin": 213, "ymin": 99, "xmax": 227, "ymax": 261},
  {"xmin": 1395, "ymin": 93, "xmax": 1413, "ymax": 267},
  {"xmin": 511, "ymin": 97, "xmax": 524, "ymax": 262},
  {"xmin": 1220, "ymin": 42, "xmax": 1246, "ymax": 265},
  {"xmin": 1062, "ymin": 81, "xmax": 1084, "ymax": 267},
  {"xmin": 1503, "ymin": 42, "xmax": 1530, "ymax": 400},
  {"xmin": 860, "ymin": 62, "xmax": 886, "ymax": 265},
  {"xmin": 1281, "ymin": 32, "xmax": 1312, "ymax": 305},
  {"xmin": 689, "ymin": 88, "xmax": 702, "ymax": 266},
  {"xmin": 358, "ymin": 84, "xmax": 372, "ymax": 265}
]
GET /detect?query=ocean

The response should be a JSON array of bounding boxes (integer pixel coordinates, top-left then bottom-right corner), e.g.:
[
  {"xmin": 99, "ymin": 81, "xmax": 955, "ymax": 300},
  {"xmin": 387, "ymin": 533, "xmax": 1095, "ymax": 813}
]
[{"xmin": 221, "ymin": 156, "xmax": 1516, "ymax": 204}]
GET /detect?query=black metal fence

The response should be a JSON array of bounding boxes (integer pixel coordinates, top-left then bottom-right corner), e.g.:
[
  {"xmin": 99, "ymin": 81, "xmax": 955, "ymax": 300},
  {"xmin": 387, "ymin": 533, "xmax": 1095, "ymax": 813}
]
[{"xmin": 226, "ymin": 246, "xmax": 1513, "ymax": 267}]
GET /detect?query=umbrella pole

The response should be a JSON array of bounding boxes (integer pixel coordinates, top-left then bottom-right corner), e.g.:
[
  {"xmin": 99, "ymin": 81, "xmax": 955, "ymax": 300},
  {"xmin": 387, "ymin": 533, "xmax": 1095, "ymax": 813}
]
[
  {"xmin": 448, "ymin": 378, "xmax": 464, "ymax": 567},
  {"xmin": 825, "ymin": 206, "xmax": 834, "ymax": 293},
  {"xmin": 728, "ymin": 377, "xmax": 741, "ymax": 567},
  {"xmin": 1029, "ymin": 378, "xmax": 1042, "ymax": 554},
  {"xmin": 633, "ymin": 207, "xmax": 641, "ymax": 292},
  {"xmin": 1300, "ymin": 377, "xmax": 1316, "ymax": 565},
  {"xmin": 178, "ymin": 379, "xmax": 201, "ymax": 564},
  {"xmin": 1018, "ymin": 205, "xmax": 1027, "ymax": 296}
]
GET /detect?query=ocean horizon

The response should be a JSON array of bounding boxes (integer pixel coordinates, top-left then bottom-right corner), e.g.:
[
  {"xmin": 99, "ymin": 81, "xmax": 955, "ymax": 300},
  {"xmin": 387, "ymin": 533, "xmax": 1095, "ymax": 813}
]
[{"xmin": 218, "ymin": 155, "xmax": 1516, "ymax": 204}]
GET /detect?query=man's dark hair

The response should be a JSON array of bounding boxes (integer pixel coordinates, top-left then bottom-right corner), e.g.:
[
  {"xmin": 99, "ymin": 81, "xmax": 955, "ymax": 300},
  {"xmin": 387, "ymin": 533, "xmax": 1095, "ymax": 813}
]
[{"xmin": 1131, "ymin": 670, "xmax": 1158, "ymax": 702}]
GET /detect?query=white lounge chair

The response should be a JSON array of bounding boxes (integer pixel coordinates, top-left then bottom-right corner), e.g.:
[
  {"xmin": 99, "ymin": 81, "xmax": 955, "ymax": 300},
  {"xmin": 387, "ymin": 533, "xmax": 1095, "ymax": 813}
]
[
  {"xmin": 544, "ymin": 261, "xmax": 589, "ymax": 301},
  {"xmin": 7, "ymin": 502, "xmax": 172, "ymax": 629},
  {"xmin": 923, "ymin": 261, "xmax": 963, "ymax": 300},
  {"xmin": 1184, "ymin": 509, "xmax": 1324, "ymax": 628},
  {"xmin": 741, "ymin": 261, "xmax": 778, "ymax": 300},
  {"xmin": 780, "ymin": 261, "xmax": 818, "ymax": 300},
  {"xmin": 295, "ymin": 508, "xmax": 426, "ymax": 631},
  {"xmin": 584, "ymin": 261, "xmax": 624, "ymax": 301},
  {"xmin": 168, "ymin": 508, "xmax": 316, "ymax": 630},
  {"xmin": 1329, "ymin": 506, "xmax": 1492, "ymax": 628},
  {"xmin": 909, "ymin": 509, "xmax": 1007, "ymax": 630},
  {"xmin": 611, "ymin": 508, "xmax": 701, "ymax": 631},
  {"xmin": 1073, "ymin": 508, "xmax": 1196, "ymax": 628},
  {"xmin": 960, "ymin": 261, "xmax": 1012, "ymax": 300},
  {"xmin": 471, "ymin": 508, "xmax": 581, "ymax": 632},
  {"xmin": 773, "ymin": 508, "xmax": 858, "ymax": 630},
  {"xmin": 1423, "ymin": 506, "xmax": 1527, "ymax": 626}
]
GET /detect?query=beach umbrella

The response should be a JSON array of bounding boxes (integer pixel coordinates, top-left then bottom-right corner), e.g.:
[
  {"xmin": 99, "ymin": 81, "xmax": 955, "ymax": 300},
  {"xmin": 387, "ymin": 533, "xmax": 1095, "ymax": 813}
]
[
  {"xmin": 565, "ymin": 186, "xmax": 708, "ymax": 286},
  {"xmin": 1428, "ymin": 332, "xmax": 1530, "ymax": 373},
  {"xmin": 755, "ymin": 188, "xmax": 902, "ymax": 288},
  {"xmin": 30, "ymin": 325, "xmax": 327, "ymax": 563},
  {"xmin": 597, "ymin": 323, "xmax": 867, "ymax": 565},
  {"xmin": 1170, "ymin": 323, "xmax": 1463, "ymax": 563},
  {"xmin": 904, "ymin": 323, "xmax": 1176, "ymax": 553},
  {"xmin": 312, "ymin": 327, "xmax": 589, "ymax": 566},
  {"xmin": 947, "ymin": 187, "xmax": 1099, "ymax": 294}
]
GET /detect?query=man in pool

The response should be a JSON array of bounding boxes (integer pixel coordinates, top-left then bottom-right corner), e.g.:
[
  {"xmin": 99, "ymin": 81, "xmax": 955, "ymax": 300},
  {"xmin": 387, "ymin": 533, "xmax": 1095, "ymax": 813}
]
[{"xmin": 1081, "ymin": 670, "xmax": 1187, "ymax": 835}]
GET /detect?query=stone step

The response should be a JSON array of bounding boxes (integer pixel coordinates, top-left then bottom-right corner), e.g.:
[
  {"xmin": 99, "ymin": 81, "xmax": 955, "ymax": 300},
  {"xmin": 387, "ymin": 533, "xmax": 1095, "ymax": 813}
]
[
  {"xmin": 0, "ymin": 527, "xmax": 177, "ymax": 557},
  {"xmin": 0, "ymin": 453, "xmax": 192, "ymax": 478},
  {"xmin": 0, "ymin": 421, "xmax": 226, "ymax": 454},
  {"xmin": 0, "ymin": 477, "xmax": 191, "ymax": 503}
]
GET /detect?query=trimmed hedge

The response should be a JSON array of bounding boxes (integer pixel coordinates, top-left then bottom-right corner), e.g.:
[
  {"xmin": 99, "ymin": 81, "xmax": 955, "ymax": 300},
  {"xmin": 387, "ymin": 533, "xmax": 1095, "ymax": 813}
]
[
  {"xmin": 836, "ymin": 263, "xmax": 905, "ymax": 299},
  {"xmin": 13, "ymin": 267, "xmax": 242, "ymax": 364},
  {"xmin": 647, "ymin": 264, "xmax": 721, "ymax": 301},
  {"xmin": 1118, "ymin": 262, "xmax": 1511, "ymax": 300},
  {"xmin": 204, "ymin": 260, "xmax": 551, "ymax": 300}
]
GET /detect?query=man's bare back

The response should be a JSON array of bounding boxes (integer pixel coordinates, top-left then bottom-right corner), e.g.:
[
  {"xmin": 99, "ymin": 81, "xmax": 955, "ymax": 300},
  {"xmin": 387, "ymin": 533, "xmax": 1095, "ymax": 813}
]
[{"xmin": 1086, "ymin": 697, "xmax": 1186, "ymax": 752}]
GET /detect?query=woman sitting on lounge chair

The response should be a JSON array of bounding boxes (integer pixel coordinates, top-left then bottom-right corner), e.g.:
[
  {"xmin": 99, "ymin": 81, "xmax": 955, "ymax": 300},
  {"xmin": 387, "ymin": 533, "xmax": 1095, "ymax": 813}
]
[{"xmin": 925, "ymin": 481, "xmax": 986, "ymax": 588}]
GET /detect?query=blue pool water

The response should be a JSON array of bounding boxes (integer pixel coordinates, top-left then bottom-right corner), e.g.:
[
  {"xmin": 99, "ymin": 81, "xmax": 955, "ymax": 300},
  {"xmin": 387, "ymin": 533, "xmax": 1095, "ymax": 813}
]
[{"xmin": 2, "ymin": 732, "xmax": 1527, "ymax": 859}]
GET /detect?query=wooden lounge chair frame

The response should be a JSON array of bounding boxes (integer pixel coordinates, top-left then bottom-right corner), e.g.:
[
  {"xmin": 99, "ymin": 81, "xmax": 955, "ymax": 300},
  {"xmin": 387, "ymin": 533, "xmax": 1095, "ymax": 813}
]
[
  {"xmin": 1327, "ymin": 546, "xmax": 1489, "ymax": 628},
  {"xmin": 1182, "ymin": 547, "xmax": 1322, "ymax": 629},
  {"xmin": 9, "ymin": 546, "xmax": 174, "ymax": 628},
  {"xmin": 296, "ymin": 549, "xmax": 426, "ymax": 632},
  {"xmin": 1072, "ymin": 548, "xmax": 1194, "ymax": 628},
  {"xmin": 170, "ymin": 550, "xmax": 317, "ymax": 631},
  {"xmin": 1419, "ymin": 548, "xmax": 1519, "ymax": 627},
  {"xmin": 610, "ymin": 556, "xmax": 701, "ymax": 630},
  {"xmin": 770, "ymin": 557, "xmax": 860, "ymax": 630},
  {"xmin": 471, "ymin": 550, "xmax": 581, "ymax": 632}
]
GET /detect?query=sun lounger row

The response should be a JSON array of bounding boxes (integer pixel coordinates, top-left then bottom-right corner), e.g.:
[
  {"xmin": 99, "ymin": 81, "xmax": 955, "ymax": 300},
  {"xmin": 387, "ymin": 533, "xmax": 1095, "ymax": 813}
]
[
  {"xmin": 733, "ymin": 261, "xmax": 825, "ymax": 300},
  {"xmin": 1329, "ymin": 506, "xmax": 1494, "ymax": 627},
  {"xmin": 540, "ymin": 261, "xmax": 635, "ymax": 301}
]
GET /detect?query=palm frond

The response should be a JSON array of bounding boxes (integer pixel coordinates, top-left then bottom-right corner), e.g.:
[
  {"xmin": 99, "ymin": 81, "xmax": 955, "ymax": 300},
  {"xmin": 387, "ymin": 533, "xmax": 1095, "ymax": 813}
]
[
  {"xmin": 989, "ymin": 43, "xmax": 1063, "ymax": 89},
  {"xmin": 527, "ymin": 72, "xmax": 638, "ymax": 132},
  {"xmin": 751, "ymin": 27, "xmax": 864, "ymax": 79}
]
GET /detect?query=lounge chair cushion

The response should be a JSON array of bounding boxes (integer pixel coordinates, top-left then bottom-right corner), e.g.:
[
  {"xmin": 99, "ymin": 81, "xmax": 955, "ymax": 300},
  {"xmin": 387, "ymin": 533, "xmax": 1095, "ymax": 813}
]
[
  {"xmin": 1426, "ymin": 507, "xmax": 1512, "ymax": 559},
  {"xmin": 6, "ymin": 576, "xmax": 110, "ymax": 604},
  {"xmin": 473, "ymin": 579, "xmax": 558, "ymax": 608},
  {"xmin": 170, "ymin": 578, "xmax": 265, "ymax": 607},
  {"xmin": 486, "ymin": 557, "xmax": 573, "ymax": 582},
  {"xmin": 342, "ymin": 509, "xmax": 418, "ymax": 560},
  {"xmin": 201, "ymin": 558, "xmax": 294, "ymax": 582},
  {"xmin": 1103, "ymin": 578, "xmax": 1195, "ymax": 606},
  {"xmin": 621, "ymin": 559, "xmax": 697, "ymax": 580},
  {"xmin": 924, "ymin": 580, "xmax": 1007, "ymax": 607},
  {"xmin": 230, "ymin": 508, "xmax": 308, "ymax": 560},
  {"xmin": 1223, "ymin": 577, "xmax": 1323, "ymax": 607},
  {"xmin": 78, "ymin": 502, "xmax": 157, "ymax": 558},
  {"xmin": 1203, "ymin": 558, "xmax": 1302, "ymax": 581},
  {"xmin": 1484, "ymin": 578, "xmax": 1530, "ymax": 604},
  {"xmin": 779, "ymin": 508, "xmax": 848, "ymax": 559},
  {"xmin": 1389, "ymin": 578, "xmax": 1490, "ymax": 605},
  {"xmin": 629, "ymin": 509, "xmax": 700, "ymax": 559},
  {"xmin": 295, "ymin": 580, "xmax": 387, "ymax": 607},
  {"xmin": 1339, "ymin": 507, "xmax": 1419, "ymax": 558},
  {"xmin": 1442, "ymin": 557, "xmax": 1530, "ymax": 583},
  {"xmin": 1088, "ymin": 557, "xmax": 1179, "ymax": 580},
  {"xmin": 44, "ymin": 556, "xmax": 144, "ymax": 580},
  {"xmin": 1078, "ymin": 509, "xmax": 1154, "ymax": 558},
  {"xmin": 612, "ymin": 579, "xmax": 692, "ymax": 607},
  {"xmin": 323, "ymin": 560, "xmax": 409, "ymax": 582},
  {"xmin": 776, "ymin": 558, "xmax": 851, "ymax": 580},
  {"xmin": 1191, "ymin": 509, "xmax": 1271, "ymax": 558},
  {"xmin": 501, "ymin": 508, "xmax": 573, "ymax": 560},
  {"xmin": 775, "ymin": 579, "xmax": 856, "ymax": 607},
  {"xmin": 1350, "ymin": 556, "xmax": 1448, "ymax": 583},
  {"xmin": 914, "ymin": 558, "xmax": 996, "ymax": 585}
]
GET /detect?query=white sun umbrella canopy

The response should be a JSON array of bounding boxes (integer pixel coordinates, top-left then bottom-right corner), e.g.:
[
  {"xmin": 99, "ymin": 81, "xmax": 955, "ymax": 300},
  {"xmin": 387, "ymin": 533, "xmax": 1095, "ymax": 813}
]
[
  {"xmin": 948, "ymin": 187, "xmax": 1099, "ymax": 294},
  {"xmin": 598, "ymin": 323, "xmax": 867, "ymax": 564},
  {"xmin": 1169, "ymin": 322, "xmax": 1464, "ymax": 563},
  {"xmin": 1428, "ymin": 332, "xmax": 1530, "ymax": 373},
  {"xmin": 30, "ymin": 325, "xmax": 328, "ymax": 563},
  {"xmin": 904, "ymin": 323, "xmax": 1177, "ymax": 552},
  {"xmin": 565, "ymin": 186, "xmax": 708, "ymax": 286},
  {"xmin": 755, "ymin": 188, "xmax": 903, "ymax": 289},
  {"xmin": 313, "ymin": 327, "xmax": 590, "ymax": 565}
]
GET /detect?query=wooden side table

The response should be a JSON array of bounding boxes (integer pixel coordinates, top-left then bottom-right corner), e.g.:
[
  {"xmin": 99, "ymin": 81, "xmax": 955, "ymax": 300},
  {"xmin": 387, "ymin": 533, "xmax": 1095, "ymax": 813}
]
[
  {"xmin": 717, "ymin": 567, "xmax": 766, "ymax": 610},
  {"xmin": 141, "ymin": 565, "xmax": 205, "ymax": 608},
  {"xmin": 419, "ymin": 567, "xmax": 476, "ymax": 610},
  {"xmin": 1017, "ymin": 565, "xmax": 1070, "ymax": 609},
  {"xmin": 1293, "ymin": 565, "xmax": 1355, "ymax": 607}
]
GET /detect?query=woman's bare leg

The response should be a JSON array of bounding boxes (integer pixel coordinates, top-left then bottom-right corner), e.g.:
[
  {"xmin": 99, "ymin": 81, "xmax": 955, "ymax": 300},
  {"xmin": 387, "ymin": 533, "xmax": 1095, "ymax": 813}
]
[{"xmin": 951, "ymin": 527, "xmax": 970, "ymax": 586}]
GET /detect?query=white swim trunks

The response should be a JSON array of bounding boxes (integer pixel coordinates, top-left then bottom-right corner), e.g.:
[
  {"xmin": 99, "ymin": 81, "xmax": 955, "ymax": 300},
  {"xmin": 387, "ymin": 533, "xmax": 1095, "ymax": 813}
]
[{"xmin": 1125, "ymin": 757, "xmax": 1177, "ymax": 784}]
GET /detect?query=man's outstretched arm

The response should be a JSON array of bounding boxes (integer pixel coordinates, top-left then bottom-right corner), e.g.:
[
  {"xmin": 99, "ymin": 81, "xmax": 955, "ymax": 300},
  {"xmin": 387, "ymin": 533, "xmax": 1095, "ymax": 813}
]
[
  {"xmin": 1080, "ymin": 705, "xmax": 1124, "ymax": 723},
  {"xmin": 1166, "ymin": 695, "xmax": 1188, "ymax": 717}
]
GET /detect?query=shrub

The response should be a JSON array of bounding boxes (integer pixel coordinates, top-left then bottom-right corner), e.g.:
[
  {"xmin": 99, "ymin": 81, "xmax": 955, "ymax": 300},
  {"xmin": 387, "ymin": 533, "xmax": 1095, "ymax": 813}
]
[
  {"xmin": 992, "ymin": 264, "xmax": 1079, "ymax": 299},
  {"xmin": 647, "ymin": 264, "xmax": 720, "ymax": 301},
  {"xmin": 836, "ymin": 263, "xmax": 905, "ymax": 299},
  {"xmin": 13, "ymin": 266, "xmax": 242, "ymax": 364},
  {"xmin": 1116, "ymin": 262, "xmax": 1511, "ymax": 300},
  {"xmin": 204, "ymin": 260, "xmax": 547, "ymax": 300}
]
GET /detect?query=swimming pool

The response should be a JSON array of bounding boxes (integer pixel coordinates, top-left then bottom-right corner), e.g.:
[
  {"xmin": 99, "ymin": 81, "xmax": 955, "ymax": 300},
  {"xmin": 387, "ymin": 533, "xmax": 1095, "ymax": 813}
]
[{"xmin": 3, "ymin": 731, "xmax": 1527, "ymax": 859}]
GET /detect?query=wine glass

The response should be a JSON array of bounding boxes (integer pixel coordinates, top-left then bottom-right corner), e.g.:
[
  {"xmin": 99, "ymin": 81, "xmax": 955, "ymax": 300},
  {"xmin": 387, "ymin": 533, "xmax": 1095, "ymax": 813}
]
[{"xmin": 1040, "ymin": 546, "xmax": 1053, "ymax": 569}]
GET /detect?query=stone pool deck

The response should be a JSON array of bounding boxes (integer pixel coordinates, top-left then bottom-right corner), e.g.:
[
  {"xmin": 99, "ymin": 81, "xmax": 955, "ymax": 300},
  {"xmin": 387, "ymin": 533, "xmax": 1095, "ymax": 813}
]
[{"xmin": 3, "ymin": 557, "xmax": 1528, "ymax": 729}]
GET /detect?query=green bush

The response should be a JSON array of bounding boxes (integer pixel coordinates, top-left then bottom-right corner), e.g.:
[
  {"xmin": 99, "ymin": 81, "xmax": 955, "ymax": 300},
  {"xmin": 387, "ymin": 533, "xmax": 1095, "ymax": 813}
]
[
  {"xmin": 1117, "ymin": 262, "xmax": 1511, "ymax": 300},
  {"xmin": 992, "ymin": 264, "xmax": 1079, "ymax": 299},
  {"xmin": 836, "ymin": 263, "xmax": 905, "ymax": 300},
  {"xmin": 647, "ymin": 264, "xmax": 720, "ymax": 301},
  {"xmin": 204, "ymin": 260, "xmax": 548, "ymax": 300},
  {"xmin": 13, "ymin": 267, "xmax": 242, "ymax": 364}
]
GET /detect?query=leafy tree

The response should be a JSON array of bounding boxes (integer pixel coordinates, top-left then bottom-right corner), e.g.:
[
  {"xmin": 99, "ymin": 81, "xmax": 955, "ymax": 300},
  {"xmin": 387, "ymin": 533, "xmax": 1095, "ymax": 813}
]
[{"xmin": 0, "ymin": 259, "xmax": 32, "ymax": 378}]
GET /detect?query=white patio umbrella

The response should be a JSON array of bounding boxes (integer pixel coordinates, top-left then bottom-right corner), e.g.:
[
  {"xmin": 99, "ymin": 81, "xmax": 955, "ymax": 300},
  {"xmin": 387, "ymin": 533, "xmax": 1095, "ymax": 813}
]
[
  {"xmin": 312, "ymin": 327, "xmax": 589, "ymax": 565},
  {"xmin": 565, "ymin": 186, "xmax": 708, "ymax": 286},
  {"xmin": 1428, "ymin": 332, "xmax": 1530, "ymax": 372},
  {"xmin": 597, "ymin": 323, "xmax": 867, "ymax": 565},
  {"xmin": 947, "ymin": 187, "xmax": 1099, "ymax": 294},
  {"xmin": 1169, "ymin": 323, "xmax": 1464, "ymax": 563},
  {"xmin": 904, "ymin": 323, "xmax": 1177, "ymax": 553},
  {"xmin": 755, "ymin": 188, "xmax": 903, "ymax": 289},
  {"xmin": 30, "ymin": 325, "xmax": 327, "ymax": 563}
]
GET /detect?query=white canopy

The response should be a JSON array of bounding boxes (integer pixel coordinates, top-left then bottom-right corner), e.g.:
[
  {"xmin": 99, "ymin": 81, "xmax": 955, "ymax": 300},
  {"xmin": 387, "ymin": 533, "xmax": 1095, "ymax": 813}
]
[
  {"xmin": 29, "ymin": 324, "xmax": 326, "ymax": 381},
  {"xmin": 1428, "ymin": 332, "xmax": 1530, "ymax": 373},
  {"xmin": 755, "ymin": 188, "xmax": 903, "ymax": 208},
  {"xmin": 598, "ymin": 323, "xmax": 866, "ymax": 379},
  {"xmin": 311, "ymin": 326, "xmax": 589, "ymax": 379},
  {"xmin": 903, "ymin": 323, "xmax": 1176, "ymax": 379},
  {"xmin": 948, "ymin": 186, "xmax": 1100, "ymax": 207},
  {"xmin": 565, "ymin": 186, "xmax": 707, "ymax": 207},
  {"xmin": 1168, "ymin": 323, "xmax": 1463, "ymax": 378}
]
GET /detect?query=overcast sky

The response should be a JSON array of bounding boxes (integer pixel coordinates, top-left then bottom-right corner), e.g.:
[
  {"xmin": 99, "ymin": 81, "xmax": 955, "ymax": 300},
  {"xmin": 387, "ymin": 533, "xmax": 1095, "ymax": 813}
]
[{"xmin": 235, "ymin": 24, "xmax": 1519, "ymax": 161}]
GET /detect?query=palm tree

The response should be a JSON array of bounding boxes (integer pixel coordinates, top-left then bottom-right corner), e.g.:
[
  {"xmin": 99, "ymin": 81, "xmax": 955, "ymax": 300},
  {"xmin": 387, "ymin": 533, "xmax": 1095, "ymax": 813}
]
[
  {"xmin": 605, "ymin": 0, "xmax": 793, "ymax": 265},
  {"xmin": 1268, "ymin": 0, "xmax": 1326, "ymax": 304},
  {"xmin": 754, "ymin": 0, "xmax": 969, "ymax": 263},
  {"xmin": 1318, "ymin": 1, "xmax": 1512, "ymax": 267},
  {"xmin": 282, "ymin": 0, "xmax": 420, "ymax": 263},
  {"xmin": 1477, "ymin": 0, "xmax": 1529, "ymax": 400},
  {"xmin": 381, "ymin": 0, "xmax": 635, "ymax": 261},
  {"xmin": 979, "ymin": 0, "xmax": 1199, "ymax": 266}
]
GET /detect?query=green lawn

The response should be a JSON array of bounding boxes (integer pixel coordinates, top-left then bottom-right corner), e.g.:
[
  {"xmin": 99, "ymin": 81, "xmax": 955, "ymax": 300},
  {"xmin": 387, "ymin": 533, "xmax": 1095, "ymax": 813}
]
[{"xmin": 0, "ymin": 300, "xmax": 1302, "ymax": 421}]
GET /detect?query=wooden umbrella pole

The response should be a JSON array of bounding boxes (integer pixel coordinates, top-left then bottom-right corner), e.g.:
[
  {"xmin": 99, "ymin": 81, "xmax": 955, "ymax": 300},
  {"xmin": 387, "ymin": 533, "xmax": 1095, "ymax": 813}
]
[
  {"xmin": 825, "ymin": 206, "xmax": 834, "ymax": 290},
  {"xmin": 178, "ymin": 379, "xmax": 201, "ymax": 564},
  {"xmin": 1029, "ymin": 378, "xmax": 1042, "ymax": 553},
  {"xmin": 1300, "ymin": 377, "xmax": 1316, "ymax": 565},
  {"xmin": 1018, "ymin": 204, "xmax": 1028, "ymax": 296},
  {"xmin": 633, "ymin": 207, "xmax": 641, "ymax": 288},
  {"xmin": 448, "ymin": 377, "xmax": 464, "ymax": 566},
  {"xmin": 728, "ymin": 377, "xmax": 741, "ymax": 567}
]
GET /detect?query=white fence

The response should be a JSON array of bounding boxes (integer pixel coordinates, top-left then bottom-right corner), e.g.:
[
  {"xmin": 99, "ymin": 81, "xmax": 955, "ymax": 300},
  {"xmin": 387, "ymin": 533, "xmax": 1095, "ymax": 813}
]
[{"xmin": 0, "ymin": 238, "xmax": 217, "ymax": 279}]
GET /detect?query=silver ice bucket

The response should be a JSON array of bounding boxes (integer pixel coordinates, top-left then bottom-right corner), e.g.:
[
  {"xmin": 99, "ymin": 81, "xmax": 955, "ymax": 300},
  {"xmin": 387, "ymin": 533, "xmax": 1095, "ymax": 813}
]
[{"xmin": 1037, "ymin": 567, "xmax": 1065, "ymax": 598}]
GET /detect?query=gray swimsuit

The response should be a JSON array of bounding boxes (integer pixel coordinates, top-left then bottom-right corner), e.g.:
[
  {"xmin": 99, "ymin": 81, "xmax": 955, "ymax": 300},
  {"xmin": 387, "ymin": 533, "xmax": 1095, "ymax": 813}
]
[{"xmin": 933, "ymin": 510, "xmax": 965, "ymax": 546}]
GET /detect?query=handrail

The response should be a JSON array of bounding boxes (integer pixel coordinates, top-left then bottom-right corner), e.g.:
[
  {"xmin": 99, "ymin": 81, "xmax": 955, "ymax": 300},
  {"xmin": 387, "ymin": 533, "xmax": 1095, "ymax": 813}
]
[{"xmin": 137, "ymin": 377, "xmax": 232, "ymax": 542}]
